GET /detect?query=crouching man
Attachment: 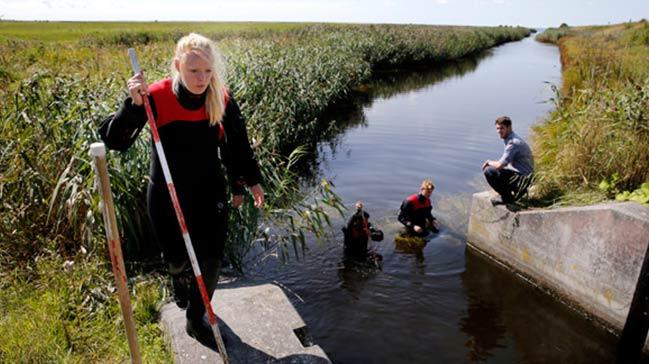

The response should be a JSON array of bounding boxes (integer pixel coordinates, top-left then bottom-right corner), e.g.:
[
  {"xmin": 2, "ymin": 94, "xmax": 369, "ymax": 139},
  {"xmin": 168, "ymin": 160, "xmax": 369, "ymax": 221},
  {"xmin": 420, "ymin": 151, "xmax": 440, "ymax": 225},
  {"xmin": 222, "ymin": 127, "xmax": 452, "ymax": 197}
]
[{"xmin": 481, "ymin": 116, "xmax": 534, "ymax": 205}]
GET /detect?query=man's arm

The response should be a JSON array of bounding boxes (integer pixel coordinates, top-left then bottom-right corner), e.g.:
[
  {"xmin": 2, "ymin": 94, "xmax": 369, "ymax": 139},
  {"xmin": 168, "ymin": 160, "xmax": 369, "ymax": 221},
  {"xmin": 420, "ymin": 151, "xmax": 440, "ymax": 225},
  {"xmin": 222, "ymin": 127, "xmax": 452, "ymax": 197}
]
[
  {"xmin": 482, "ymin": 159, "xmax": 504, "ymax": 170},
  {"xmin": 398, "ymin": 200, "xmax": 413, "ymax": 227},
  {"xmin": 482, "ymin": 142, "xmax": 514, "ymax": 170}
]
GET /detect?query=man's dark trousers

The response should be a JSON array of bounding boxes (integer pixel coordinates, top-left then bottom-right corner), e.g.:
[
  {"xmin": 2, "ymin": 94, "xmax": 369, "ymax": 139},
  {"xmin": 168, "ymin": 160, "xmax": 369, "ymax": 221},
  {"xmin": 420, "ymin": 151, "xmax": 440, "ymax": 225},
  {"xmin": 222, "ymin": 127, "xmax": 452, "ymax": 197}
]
[{"xmin": 483, "ymin": 166, "xmax": 518, "ymax": 203}]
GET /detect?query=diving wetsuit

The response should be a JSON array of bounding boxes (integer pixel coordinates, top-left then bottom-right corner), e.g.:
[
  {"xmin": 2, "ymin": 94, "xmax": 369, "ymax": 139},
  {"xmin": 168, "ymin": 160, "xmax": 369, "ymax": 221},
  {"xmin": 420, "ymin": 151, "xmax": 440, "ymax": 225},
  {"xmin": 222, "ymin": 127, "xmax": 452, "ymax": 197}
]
[
  {"xmin": 398, "ymin": 193, "xmax": 437, "ymax": 234},
  {"xmin": 343, "ymin": 210, "xmax": 371, "ymax": 256},
  {"xmin": 99, "ymin": 78, "xmax": 261, "ymax": 322}
]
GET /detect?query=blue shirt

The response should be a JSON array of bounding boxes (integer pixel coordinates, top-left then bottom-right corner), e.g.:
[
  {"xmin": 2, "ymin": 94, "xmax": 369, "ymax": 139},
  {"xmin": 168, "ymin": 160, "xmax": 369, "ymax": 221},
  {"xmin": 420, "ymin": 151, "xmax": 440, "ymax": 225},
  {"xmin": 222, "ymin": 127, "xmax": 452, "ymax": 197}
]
[{"xmin": 497, "ymin": 131, "xmax": 534, "ymax": 176}]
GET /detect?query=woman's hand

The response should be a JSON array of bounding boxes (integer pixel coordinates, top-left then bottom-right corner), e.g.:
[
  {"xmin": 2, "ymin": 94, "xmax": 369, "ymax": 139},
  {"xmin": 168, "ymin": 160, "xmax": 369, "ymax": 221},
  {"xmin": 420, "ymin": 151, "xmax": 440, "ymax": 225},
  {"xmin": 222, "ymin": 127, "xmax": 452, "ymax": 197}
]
[
  {"xmin": 231, "ymin": 194, "xmax": 244, "ymax": 208},
  {"xmin": 230, "ymin": 184, "xmax": 264, "ymax": 209},
  {"xmin": 127, "ymin": 72, "xmax": 148, "ymax": 106},
  {"xmin": 250, "ymin": 184, "xmax": 264, "ymax": 208}
]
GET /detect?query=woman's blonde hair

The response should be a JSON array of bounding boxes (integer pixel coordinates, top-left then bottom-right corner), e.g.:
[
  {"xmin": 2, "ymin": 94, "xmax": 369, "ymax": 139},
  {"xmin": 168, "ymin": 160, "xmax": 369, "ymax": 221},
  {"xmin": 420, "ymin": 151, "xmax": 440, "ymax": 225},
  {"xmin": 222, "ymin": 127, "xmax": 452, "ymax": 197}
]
[{"xmin": 171, "ymin": 33, "xmax": 226, "ymax": 126}]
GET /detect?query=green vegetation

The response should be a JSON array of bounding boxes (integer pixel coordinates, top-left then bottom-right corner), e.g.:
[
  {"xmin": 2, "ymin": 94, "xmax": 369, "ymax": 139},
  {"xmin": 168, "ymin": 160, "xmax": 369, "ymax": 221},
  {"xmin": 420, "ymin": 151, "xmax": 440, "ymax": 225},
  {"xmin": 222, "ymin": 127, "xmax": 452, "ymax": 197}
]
[
  {"xmin": 616, "ymin": 183, "xmax": 649, "ymax": 204},
  {"xmin": 0, "ymin": 21, "xmax": 530, "ymax": 361},
  {"xmin": 600, "ymin": 174, "xmax": 649, "ymax": 204},
  {"xmin": 394, "ymin": 233, "xmax": 428, "ymax": 252},
  {"xmin": 531, "ymin": 21, "xmax": 649, "ymax": 206},
  {"xmin": 0, "ymin": 256, "xmax": 171, "ymax": 362},
  {"xmin": 535, "ymin": 23, "xmax": 574, "ymax": 43},
  {"xmin": 0, "ymin": 20, "xmax": 303, "ymax": 42}
]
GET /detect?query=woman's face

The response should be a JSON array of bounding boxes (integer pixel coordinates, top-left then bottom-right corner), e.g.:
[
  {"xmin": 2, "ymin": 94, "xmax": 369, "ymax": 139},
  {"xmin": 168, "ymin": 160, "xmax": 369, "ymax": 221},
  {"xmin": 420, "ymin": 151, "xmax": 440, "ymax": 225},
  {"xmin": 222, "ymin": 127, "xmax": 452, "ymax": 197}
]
[{"xmin": 176, "ymin": 51, "xmax": 212, "ymax": 95}]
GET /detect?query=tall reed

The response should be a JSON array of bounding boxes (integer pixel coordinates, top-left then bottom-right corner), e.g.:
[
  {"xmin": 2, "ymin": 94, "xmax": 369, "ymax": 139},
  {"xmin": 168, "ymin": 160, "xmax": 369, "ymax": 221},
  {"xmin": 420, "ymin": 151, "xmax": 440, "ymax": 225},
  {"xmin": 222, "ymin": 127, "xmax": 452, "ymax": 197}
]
[{"xmin": 532, "ymin": 21, "xmax": 649, "ymax": 204}]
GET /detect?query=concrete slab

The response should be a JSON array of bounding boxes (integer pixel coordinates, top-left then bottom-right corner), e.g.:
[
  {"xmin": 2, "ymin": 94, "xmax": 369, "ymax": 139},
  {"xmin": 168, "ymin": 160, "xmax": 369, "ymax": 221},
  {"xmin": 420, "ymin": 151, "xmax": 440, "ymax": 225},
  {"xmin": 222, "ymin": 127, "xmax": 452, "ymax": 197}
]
[
  {"xmin": 467, "ymin": 191, "xmax": 649, "ymax": 333},
  {"xmin": 161, "ymin": 282, "xmax": 330, "ymax": 364}
]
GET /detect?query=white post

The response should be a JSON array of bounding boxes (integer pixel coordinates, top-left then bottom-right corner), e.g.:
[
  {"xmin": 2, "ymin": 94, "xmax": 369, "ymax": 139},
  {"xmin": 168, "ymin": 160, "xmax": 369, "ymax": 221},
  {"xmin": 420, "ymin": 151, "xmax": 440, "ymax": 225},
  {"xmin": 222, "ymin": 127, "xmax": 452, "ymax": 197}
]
[{"xmin": 90, "ymin": 142, "xmax": 142, "ymax": 364}]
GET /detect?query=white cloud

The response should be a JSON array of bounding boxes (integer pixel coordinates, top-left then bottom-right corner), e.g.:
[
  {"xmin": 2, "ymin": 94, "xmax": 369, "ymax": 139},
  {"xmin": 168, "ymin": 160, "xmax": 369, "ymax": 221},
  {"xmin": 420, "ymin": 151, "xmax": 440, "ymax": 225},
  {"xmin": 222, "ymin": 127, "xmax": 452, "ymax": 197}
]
[{"xmin": 436, "ymin": 0, "xmax": 449, "ymax": 4}]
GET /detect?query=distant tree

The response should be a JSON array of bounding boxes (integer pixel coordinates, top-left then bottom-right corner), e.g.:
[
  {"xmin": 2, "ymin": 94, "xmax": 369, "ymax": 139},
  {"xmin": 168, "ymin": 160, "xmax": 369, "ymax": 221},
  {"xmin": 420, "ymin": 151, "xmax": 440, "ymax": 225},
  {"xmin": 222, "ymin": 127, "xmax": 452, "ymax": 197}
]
[{"xmin": 559, "ymin": 23, "xmax": 569, "ymax": 28}]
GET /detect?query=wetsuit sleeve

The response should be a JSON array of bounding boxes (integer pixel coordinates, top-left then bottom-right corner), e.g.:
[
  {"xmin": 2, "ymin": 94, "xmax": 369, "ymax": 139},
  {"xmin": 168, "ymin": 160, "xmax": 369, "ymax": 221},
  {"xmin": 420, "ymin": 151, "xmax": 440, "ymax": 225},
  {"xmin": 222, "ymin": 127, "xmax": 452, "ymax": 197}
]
[
  {"xmin": 426, "ymin": 203, "xmax": 435, "ymax": 222},
  {"xmin": 364, "ymin": 211, "xmax": 373, "ymax": 229},
  {"xmin": 398, "ymin": 200, "xmax": 413, "ymax": 227},
  {"xmin": 221, "ymin": 95, "xmax": 263, "ymax": 195},
  {"xmin": 99, "ymin": 97, "xmax": 156, "ymax": 151}
]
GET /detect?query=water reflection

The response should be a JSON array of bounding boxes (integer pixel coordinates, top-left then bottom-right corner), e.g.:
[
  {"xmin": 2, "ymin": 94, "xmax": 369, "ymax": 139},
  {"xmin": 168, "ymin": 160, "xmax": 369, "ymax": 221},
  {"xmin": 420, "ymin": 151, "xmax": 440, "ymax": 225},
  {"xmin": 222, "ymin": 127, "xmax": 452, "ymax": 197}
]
[
  {"xmin": 460, "ymin": 252, "xmax": 508, "ymax": 362},
  {"xmin": 460, "ymin": 298, "xmax": 507, "ymax": 362},
  {"xmin": 460, "ymin": 250, "xmax": 618, "ymax": 363},
  {"xmin": 361, "ymin": 51, "xmax": 491, "ymax": 100},
  {"xmin": 337, "ymin": 254, "xmax": 380, "ymax": 298},
  {"xmin": 297, "ymin": 51, "xmax": 492, "ymax": 183}
]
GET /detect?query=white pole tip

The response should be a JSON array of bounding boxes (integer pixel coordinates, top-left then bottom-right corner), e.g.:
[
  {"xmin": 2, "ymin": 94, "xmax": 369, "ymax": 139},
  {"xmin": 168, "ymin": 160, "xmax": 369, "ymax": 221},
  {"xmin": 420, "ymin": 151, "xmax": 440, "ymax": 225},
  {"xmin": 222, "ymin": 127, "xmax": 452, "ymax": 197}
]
[{"xmin": 89, "ymin": 142, "xmax": 106, "ymax": 157}]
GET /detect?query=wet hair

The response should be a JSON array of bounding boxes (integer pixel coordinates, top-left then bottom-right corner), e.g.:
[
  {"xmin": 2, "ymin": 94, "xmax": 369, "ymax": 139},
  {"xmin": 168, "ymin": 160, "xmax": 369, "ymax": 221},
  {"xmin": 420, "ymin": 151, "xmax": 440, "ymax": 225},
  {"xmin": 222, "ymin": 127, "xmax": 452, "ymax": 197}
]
[
  {"xmin": 355, "ymin": 201, "xmax": 364, "ymax": 211},
  {"xmin": 495, "ymin": 116, "xmax": 512, "ymax": 127},
  {"xmin": 420, "ymin": 179, "xmax": 435, "ymax": 191},
  {"xmin": 171, "ymin": 33, "xmax": 226, "ymax": 126}
]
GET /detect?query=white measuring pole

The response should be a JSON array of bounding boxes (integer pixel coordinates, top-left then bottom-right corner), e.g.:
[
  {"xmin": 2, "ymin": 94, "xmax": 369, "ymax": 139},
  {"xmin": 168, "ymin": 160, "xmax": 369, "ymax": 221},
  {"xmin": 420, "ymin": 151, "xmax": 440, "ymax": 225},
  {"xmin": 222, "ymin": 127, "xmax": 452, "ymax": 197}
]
[
  {"xmin": 127, "ymin": 48, "xmax": 229, "ymax": 363},
  {"xmin": 90, "ymin": 142, "xmax": 142, "ymax": 364}
]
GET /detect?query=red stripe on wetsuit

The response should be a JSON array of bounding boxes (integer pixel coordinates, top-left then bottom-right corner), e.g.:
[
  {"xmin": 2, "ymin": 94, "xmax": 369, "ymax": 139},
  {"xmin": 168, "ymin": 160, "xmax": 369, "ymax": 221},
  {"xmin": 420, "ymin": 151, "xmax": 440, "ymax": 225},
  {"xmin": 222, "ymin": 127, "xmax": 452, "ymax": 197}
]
[
  {"xmin": 406, "ymin": 193, "xmax": 431, "ymax": 210},
  {"xmin": 148, "ymin": 78, "xmax": 227, "ymax": 139}
]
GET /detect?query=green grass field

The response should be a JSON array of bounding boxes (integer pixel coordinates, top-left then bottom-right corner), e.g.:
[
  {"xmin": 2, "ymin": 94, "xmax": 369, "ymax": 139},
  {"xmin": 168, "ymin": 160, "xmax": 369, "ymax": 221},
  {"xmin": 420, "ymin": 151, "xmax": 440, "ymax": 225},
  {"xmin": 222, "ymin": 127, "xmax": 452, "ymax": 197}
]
[{"xmin": 0, "ymin": 20, "xmax": 303, "ymax": 41}]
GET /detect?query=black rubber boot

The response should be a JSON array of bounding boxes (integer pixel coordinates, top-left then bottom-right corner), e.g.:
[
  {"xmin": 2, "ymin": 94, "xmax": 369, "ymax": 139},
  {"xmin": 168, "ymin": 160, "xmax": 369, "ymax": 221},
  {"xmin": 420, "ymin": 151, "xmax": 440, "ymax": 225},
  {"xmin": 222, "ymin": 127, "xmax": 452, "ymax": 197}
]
[
  {"xmin": 171, "ymin": 274, "xmax": 191, "ymax": 310},
  {"xmin": 185, "ymin": 315, "xmax": 227, "ymax": 350}
]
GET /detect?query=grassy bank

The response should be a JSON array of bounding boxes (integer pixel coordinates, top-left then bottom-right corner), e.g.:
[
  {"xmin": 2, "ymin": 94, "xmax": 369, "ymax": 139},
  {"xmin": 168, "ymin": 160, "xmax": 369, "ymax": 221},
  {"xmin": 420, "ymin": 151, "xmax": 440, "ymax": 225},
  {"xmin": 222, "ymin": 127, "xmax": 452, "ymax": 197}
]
[
  {"xmin": 531, "ymin": 21, "xmax": 649, "ymax": 206},
  {"xmin": 0, "ymin": 256, "xmax": 170, "ymax": 362},
  {"xmin": 0, "ymin": 22, "xmax": 530, "ymax": 361}
]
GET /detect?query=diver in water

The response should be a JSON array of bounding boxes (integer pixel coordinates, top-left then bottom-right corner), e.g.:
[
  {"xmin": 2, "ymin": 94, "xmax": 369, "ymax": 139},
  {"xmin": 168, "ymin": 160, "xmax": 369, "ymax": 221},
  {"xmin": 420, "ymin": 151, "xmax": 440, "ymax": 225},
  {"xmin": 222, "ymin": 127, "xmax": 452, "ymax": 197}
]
[
  {"xmin": 342, "ymin": 201, "xmax": 383, "ymax": 264},
  {"xmin": 398, "ymin": 179, "xmax": 439, "ymax": 236}
]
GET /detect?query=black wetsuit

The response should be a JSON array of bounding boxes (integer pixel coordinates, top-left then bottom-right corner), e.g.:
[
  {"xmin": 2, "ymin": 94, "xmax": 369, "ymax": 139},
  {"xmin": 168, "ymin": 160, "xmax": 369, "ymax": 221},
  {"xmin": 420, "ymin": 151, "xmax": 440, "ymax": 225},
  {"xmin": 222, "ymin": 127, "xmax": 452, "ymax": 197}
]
[
  {"xmin": 99, "ymin": 78, "xmax": 261, "ymax": 321},
  {"xmin": 398, "ymin": 193, "xmax": 437, "ymax": 234},
  {"xmin": 343, "ymin": 210, "xmax": 371, "ymax": 256}
]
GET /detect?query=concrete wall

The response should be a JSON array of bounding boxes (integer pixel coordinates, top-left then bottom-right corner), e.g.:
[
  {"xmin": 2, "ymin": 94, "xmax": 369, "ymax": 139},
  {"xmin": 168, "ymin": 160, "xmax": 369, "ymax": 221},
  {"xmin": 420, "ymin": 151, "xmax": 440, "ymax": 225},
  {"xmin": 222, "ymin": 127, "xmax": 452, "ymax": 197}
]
[{"xmin": 467, "ymin": 191, "xmax": 649, "ymax": 332}]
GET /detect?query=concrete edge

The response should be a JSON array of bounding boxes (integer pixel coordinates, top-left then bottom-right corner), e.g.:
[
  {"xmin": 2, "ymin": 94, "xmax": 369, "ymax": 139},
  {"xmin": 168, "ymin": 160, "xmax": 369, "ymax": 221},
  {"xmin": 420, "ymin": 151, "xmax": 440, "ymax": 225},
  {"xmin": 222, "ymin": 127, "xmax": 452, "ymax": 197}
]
[{"xmin": 467, "ymin": 191, "xmax": 649, "ymax": 334}]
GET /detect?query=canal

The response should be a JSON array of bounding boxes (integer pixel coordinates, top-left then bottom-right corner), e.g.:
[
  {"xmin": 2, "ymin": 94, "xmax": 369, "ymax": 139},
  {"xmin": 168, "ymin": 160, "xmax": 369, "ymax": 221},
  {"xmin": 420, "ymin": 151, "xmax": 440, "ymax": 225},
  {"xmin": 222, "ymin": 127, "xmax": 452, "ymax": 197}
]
[{"xmin": 247, "ymin": 34, "xmax": 619, "ymax": 363}]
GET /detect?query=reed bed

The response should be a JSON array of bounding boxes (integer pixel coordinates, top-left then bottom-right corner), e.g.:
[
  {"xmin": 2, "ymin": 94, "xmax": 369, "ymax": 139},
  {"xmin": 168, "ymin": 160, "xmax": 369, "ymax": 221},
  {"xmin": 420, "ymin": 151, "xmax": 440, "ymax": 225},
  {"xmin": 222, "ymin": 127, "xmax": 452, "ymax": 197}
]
[{"xmin": 531, "ymin": 21, "xmax": 649, "ymax": 205}]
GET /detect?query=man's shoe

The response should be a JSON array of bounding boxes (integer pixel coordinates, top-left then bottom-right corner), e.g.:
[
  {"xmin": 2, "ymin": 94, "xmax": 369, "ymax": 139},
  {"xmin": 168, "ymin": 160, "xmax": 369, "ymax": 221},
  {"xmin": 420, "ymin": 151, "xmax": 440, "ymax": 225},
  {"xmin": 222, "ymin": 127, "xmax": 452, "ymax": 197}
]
[
  {"xmin": 490, "ymin": 196, "xmax": 505, "ymax": 206},
  {"xmin": 491, "ymin": 195, "xmax": 514, "ymax": 206}
]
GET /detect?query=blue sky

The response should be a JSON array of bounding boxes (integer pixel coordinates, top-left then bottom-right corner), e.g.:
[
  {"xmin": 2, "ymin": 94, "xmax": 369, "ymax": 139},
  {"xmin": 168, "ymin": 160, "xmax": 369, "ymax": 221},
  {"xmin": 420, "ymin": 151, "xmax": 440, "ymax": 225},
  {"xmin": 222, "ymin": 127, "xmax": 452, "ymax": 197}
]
[{"xmin": 1, "ymin": 0, "xmax": 647, "ymax": 27}]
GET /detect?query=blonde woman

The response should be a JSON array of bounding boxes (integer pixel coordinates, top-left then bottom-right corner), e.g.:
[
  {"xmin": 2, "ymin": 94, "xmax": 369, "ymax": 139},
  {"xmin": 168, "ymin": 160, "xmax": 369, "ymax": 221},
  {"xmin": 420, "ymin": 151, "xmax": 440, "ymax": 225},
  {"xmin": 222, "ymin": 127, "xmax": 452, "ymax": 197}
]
[{"xmin": 99, "ymin": 33, "xmax": 263, "ymax": 348}]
